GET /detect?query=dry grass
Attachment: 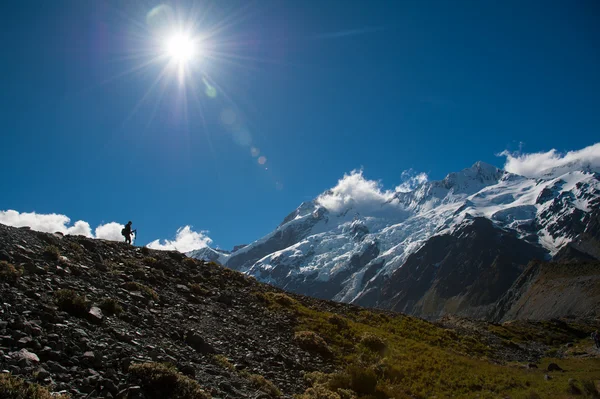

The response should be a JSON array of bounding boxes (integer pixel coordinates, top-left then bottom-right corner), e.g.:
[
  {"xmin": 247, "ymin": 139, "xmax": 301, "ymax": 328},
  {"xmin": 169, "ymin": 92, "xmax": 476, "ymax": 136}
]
[
  {"xmin": 43, "ymin": 245, "xmax": 60, "ymax": 261},
  {"xmin": 123, "ymin": 281, "xmax": 159, "ymax": 301},
  {"xmin": 99, "ymin": 298, "xmax": 123, "ymax": 316},
  {"xmin": 0, "ymin": 261, "xmax": 22, "ymax": 281},
  {"xmin": 247, "ymin": 373, "xmax": 282, "ymax": 397},
  {"xmin": 54, "ymin": 289, "xmax": 89, "ymax": 317},
  {"xmin": 294, "ymin": 331, "xmax": 332, "ymax": 357},
  {"xmin": 259, "ymin": 290, "xmax": 600, "ymax": 399},
  {"xmin": 129, "ymin": 362, "xmax": 211, "ymax": 399},
  {"xmin": 0, "ymin": 373, "xmax": 69, "ymax": 399}
]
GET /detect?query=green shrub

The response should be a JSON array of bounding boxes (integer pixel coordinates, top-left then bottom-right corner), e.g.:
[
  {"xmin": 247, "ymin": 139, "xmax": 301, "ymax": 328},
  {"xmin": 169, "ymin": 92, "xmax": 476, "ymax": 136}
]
[
  {"xmin": 183, "ymin": 257, "xmax": 198, "ymax": 268},
  {"xmin": 143, "ymin": 257, "xmax": 158, "ymax": 266},
  {"xmin": 294, "ymin": 331, "xmax": 332, "ymax": 356},
  {"xmin": 43, "ymin": 245, "xmax": 60, "ymax": 261},
  {"xmin": 129, "ymin": 362, "xmax": 210, "ymax": 399},
  {"xmin": 582, "ymin": 380, "xmax": 600, "ymax": 398},
  {"xmin": 360, "ymin": 333, "xmax": 387, "ymax": 353},
  {"xmin": 258, "ymin": 292, "xmax": 298, "ymax": 307},
  {"xmin": 0, "ymin": 374, "xmax": 69, "ymax": 399},
  {"xmin": 123, "ymin": 282, "xmax": 159, "ymax": 301},
  {"xmin": 189, "ymin": 284, "xmax": 209, "ymax": 296},
  {"xmin": 247, "ymin": 373, "xmax": 282, "ymax": 397},
  {"xmin": 346, "ymin": 365, "xmax": 377, "ymax": 395},
  {"xmin": 99, "ymin": 298, "xmax": 123, "ymax": 316},
  {"xmin": 54, "ymin": 289, "xmax": 89, "ymax": 317},
  {"xmin": 328, "ymin": 314, "xmax": 349, "ymax": 328},
  {"xmin": 0, "ymin": 261, "xmax": 22, "ymax": 281},
  {"xmin": 213, "ymin": 355, "xmax": 235, "ymax": 371}
]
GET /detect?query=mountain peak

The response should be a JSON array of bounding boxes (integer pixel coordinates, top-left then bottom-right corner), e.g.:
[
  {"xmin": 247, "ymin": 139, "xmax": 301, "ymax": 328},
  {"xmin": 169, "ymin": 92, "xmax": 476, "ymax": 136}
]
[{"xmin": 440, "ymin": 161, "xmax": 504, "ymax": 193}]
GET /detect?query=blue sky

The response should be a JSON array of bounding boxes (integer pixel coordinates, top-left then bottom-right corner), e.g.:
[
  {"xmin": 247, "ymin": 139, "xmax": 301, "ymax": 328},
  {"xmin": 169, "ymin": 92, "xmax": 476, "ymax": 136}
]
[{"xmin": 1, "ymin": 0, "xmax": 599, "ymax": 250}]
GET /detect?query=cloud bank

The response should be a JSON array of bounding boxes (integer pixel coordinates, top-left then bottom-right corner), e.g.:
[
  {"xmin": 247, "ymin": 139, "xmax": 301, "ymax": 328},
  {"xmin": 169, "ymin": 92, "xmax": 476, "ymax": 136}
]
[
  {"xmin": 316, "ymin": 170, "xmax": 395, "ymax": 213},
  {"xmin": 395, "ymin": 169, "xmax": 429, "ymax": 193},
  {"xmin": 146, "ymin": 226, "xmax": 212, "ymax": 253},
  {"xmin": 0, "ymin": 209, "xmax": 127, "ymax": 242},
  {"xmin": 499, "ymin": 142, "xmax": 600, "ymax": 178},
  {"xmin": 316, "ymin": 169, "xmax": 428, "ymax": 214}
]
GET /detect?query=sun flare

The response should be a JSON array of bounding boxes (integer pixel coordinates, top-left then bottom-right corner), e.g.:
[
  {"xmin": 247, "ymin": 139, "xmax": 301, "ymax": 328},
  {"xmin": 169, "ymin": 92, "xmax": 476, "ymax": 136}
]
[{"xmin": 165, "ymin": 33, "xmax": 198, "ymax": 64}]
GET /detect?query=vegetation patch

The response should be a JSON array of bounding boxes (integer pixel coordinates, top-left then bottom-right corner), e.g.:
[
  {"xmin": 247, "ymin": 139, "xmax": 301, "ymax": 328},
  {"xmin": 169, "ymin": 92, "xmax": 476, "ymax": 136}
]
[
  {"xmin": 294, "ymin": 331, "xmax": 332, "ymax": 356},
  {"xmin": 359, "ymin": 333, "xmax": 387, "ymax": 354},
  {"xmin": 43, "ymin": 245, "xmax": 60, "ymax": 261},
  {"xmin": 213, "ymin": 355, "xmax": 235, "ymax": 371},
  {"xmin": 123, "ymin": 282, "xmax": 159, "ymax": 301},
  {"xmin": 247, "ymin": 373, "xmax": 282, "ymax": 397},
  {"xmin": 189, "ymin": 284, "xmax": 210, "ymax": 297},
  {"xmin": 260, "ymin": 289, "xmax": 600, "ymax": 399},
  {"xmin": 143, "ymin": 257, "xmax": 158, "ymax": 266},
  {"xmin": 0, "ymin": 261, "xmax": 22, "ymax": 281},
  {"xmin": 99, "ymin": 298, "xmax": 123, "ymax": 316},
  {"xmin": 256, "ymin": 291, "xmax": 299, "ymax": 308},
  {"xmin": 183, "ymin": 257, "xmax": 198, "ymax": 268},
  {"xmin": 128, "ymin": 362, "xmax": 211, "ymax": 399},
  {"xmin": 54, "ymin": 289, "xmax": 89, "ymax": 317},
  {"xmin": 0, "ymin": 374, "xmax": 69, "ymax": 399}
]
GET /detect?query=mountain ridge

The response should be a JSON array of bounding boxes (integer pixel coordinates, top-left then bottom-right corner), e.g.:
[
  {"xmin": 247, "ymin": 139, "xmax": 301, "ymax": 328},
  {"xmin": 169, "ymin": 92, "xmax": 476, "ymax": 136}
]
[{"xmin": 191, "ymin": 161, "xmax": 600, "ymax": 319}]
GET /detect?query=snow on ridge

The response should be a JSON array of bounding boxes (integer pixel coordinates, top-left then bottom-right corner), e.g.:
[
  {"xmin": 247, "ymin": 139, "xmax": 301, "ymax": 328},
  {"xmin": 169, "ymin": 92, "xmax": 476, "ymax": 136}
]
[{"xmin": 190, "ymin": 161, "xmax": 599, "ymax": 303}]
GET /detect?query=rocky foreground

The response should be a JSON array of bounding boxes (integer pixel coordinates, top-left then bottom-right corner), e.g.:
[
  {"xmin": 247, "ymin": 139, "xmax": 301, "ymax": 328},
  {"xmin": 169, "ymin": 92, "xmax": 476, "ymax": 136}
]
[{"xmin": 1, "ymin": 223, "xmax": 599, "ymax": 399}]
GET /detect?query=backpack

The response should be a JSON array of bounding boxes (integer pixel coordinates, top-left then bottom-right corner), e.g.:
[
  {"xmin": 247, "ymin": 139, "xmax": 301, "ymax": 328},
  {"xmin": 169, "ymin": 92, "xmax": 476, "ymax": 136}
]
[{"xmin": 121, "ymin": 228, "xmax": 127, "ymax": 237}]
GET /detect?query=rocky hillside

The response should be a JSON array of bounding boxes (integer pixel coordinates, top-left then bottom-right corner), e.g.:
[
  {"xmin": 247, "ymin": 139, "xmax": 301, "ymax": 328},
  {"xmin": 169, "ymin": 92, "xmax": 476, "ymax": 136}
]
[
  {"xmin": 1, "ymin": 223, "xmax": 600, "ymax": 399},
  {"xmin": 492, "ymin": 260, "xmax": 600, "ymax": 322},
  {"xmin": 190, "ymin": 163, "xmax": 600, "ymax": 320},
  {"xmin": 358, "ymin": 217, "xmax": 548, "ymax": 320}
]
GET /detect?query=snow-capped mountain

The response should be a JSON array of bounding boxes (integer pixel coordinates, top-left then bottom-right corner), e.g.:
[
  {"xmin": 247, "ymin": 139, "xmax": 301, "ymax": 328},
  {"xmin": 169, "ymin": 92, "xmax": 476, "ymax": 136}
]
[{"xmin": 191, "ymin": 161, "xmax": 600, "ymax": 318}]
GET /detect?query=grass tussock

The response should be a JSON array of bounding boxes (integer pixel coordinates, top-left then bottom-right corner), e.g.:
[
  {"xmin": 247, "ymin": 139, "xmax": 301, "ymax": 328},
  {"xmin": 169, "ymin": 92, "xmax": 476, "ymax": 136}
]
[
  {"xmin": 129, "ymin": 362, "xmax": 210, "ymax": 399},
  {"xmin": 43, "ymin": 245, "xmax": 60, "ymax": 261},
  {"xmin": 99, "ymin": 298, "xmax": 123, "ymax": 316},
  {"xmin": 247, "ymin": 373, "xmax": 282, "ymax": 397},
  {"xmin": 189, "ymin": 284, "xmax": 210, "ymax": 296},
  {"xmin": 143, "ymin": 257, "xmax": 158, "ymax": 266},
  {"xmin": 183, "ymin": 257, "xmax": 198, "ymax": 268},
  {"xmin": 256, "ymin": 291, "xmax": 298, "ymax": 307},
  {"xmin": 213, "ymin": 355, "xmax": 235, "ymax": 371},
  {"xmin": 0, "ymin": 261, "xmax": 22, "ymax": 281},
  {"xmin": 294, "ymin": 331, "xmax": 332, "ymax": 357},
  {"xmin": 54, "ymin": 289, "xmax": 89, "ymax": 317},
  {"xmin": 0, "ymin": 374, "xmax": 69, "ymax": 399},
  {"xmin": 359, "ymin": 333, "xmax": 387, "ymax": 354},
  {"xmin": 123, "ymin": 282, "xmax": 159, "ymax": 301}
]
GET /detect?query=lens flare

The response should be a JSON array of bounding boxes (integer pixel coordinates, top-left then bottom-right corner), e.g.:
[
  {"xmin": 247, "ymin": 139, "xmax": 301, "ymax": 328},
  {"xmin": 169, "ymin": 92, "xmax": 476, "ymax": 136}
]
[{"xmin": 165, "ymin": 33, "xmax": 197, "ymax": 63}]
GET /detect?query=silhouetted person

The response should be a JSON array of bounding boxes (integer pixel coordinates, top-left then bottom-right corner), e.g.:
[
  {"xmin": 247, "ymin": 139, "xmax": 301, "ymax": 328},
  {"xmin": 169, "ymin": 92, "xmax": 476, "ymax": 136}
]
[
  {"xmin": 121, "ymin": 221, "xmax": 135, "ymax": 245},
  {"xmin": 593, "ymin": 330, "xmax": 600, "ymax": 350}
]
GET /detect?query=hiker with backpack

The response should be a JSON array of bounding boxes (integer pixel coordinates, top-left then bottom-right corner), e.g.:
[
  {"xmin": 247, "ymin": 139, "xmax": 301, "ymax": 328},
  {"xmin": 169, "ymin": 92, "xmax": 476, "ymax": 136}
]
[
  {"xmin": 593, "ymin": 330, "xmax": 600, "ymax": 350},
  {"xmin": 121, "ymin": 221, "xmax": 136, "ymax": 245}
]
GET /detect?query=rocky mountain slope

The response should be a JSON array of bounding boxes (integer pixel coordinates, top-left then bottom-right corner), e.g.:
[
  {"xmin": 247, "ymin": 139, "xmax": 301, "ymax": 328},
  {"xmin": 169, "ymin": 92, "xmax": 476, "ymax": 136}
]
[
  {"xmin": 1, "ymin": 223, "xmax": 600, "ymax": 398},
  {"xmin": 191, "ymin": 162, "xmax": 600, "ymax": 319},
  {"xmin": 492, "ymin": 259, "xmax": 600, "ymax": 322}
]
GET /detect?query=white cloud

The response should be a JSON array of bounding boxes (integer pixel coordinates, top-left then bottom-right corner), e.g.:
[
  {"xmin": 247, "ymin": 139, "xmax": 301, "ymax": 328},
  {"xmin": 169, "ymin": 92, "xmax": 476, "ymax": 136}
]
[
  {"xmin": 0, "ymin": 210, "xmax": 94, "ymax": 237},
  {"xmin": 95, "ymin": 222, "xmax": 126, "ymax": 241},
  {"xmin": 0, "ymin": 209, "xmax": 126, "ymax": 242},
  {"xmin": 146, "ymin": 226, "xmax": 212, "ymax": 253},
  {"xmin": 316, "ymin": 170, "xmax": 397, "ymax": 213},
  {"xmin": 395, "ymin": 169, "xmax": 429, "ymax": 193},
  {"xmin": 499, "ymin": 142, "xmax": 600, "ymax": 178}
]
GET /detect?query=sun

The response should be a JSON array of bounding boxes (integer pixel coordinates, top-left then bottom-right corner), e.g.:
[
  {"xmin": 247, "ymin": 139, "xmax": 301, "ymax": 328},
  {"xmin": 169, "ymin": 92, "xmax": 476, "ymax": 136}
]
[{"xmin": 165, "ymin": 33, "xmax": 198, "ymax": 64}]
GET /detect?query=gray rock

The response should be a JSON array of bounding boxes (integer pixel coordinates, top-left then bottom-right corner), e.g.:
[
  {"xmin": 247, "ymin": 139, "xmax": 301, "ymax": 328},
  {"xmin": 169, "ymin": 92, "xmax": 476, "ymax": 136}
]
[
  {"xmin": 87, "ymin": 306, "xmax": 104, "ymax": 325},
  {"xmin": 11, "ymin": 348, "xmax": 40, "ymax": 363}
]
